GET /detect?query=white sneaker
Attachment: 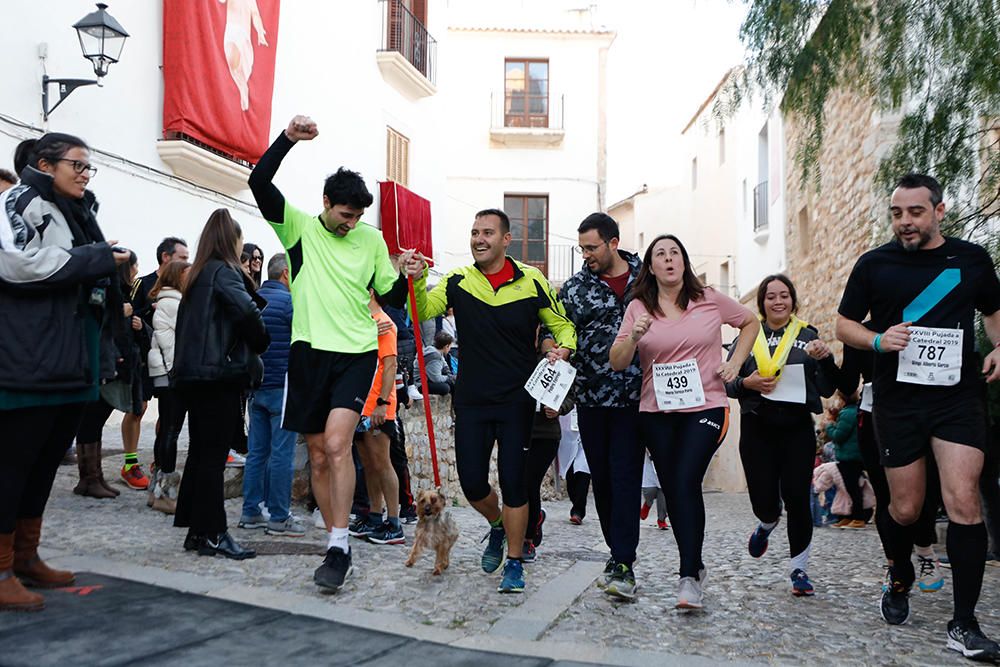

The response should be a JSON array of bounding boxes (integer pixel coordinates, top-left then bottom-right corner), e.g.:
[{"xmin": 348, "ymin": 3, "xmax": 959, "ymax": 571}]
[
  {"xmin": 226, "ymin": 450, "xmax": 246, "ymax": 467},
  {"xmin": 407, "ymin": 385, "xmax": 423, "ymax": 401},
  {"xmin": 675, "ymin": 576, "xmax": 703, "ymax": 610},
  {"xmin": 313, "ymin": 507, "xmax": 326, "ymax": 529}
]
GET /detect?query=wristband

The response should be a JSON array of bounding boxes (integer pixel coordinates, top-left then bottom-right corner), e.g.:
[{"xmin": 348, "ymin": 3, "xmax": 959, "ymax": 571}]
[
  {"xmin": 376, "ymin": 397, "xmax": 390, "ymax": 406},
  {"xmin": 872, "ymin": 333, "xmax": 882, "ymax": 353}
]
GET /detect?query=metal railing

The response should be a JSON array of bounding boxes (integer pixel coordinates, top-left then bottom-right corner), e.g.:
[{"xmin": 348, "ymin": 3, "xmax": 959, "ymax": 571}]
[
  {"xmin": 545, "ymin": 244, "xmax": 578, "ymax": 284},
  {"xmin": 379, "ymin": 0, "xmax": 437, "ymax": 85},
  {"xmin": 491, "ymin": 91, "xmax": 565, "ymax": 131},
  {"xmin": 753, "ymin": 181, "xmax": 769, "ymax": 232}
]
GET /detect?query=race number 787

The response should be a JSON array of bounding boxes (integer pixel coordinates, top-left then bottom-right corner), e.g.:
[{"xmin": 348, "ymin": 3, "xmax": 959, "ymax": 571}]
[{"xmin": 917, "ymin": 345, "xmax": 947, "ymax": 361}]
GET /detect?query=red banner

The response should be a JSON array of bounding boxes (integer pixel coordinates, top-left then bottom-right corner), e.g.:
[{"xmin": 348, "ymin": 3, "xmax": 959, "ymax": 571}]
[
  {"xmin": 162, "ymin": 0, "xmax": 280, "ymax": 164},
  {"xmin": 379, "ymin": 182, "xmax": 434, "ymax": 262}
]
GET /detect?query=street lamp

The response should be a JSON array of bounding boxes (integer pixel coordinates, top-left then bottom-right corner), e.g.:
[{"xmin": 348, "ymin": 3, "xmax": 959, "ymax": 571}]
[{"xmin": 42, "ymin": 3, "xmax": 129, "ymax": 121}]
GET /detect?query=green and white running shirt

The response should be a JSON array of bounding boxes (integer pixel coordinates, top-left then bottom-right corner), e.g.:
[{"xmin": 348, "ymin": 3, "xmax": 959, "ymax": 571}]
[{"xmin": 271, "ymin": 200, "xmax": 398, "ymax": 353}]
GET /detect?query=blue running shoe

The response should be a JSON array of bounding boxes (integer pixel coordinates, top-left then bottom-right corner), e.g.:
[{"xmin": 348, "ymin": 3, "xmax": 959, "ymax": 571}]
[
  {"xmin": 791, "ymin": 568, "xmax": 815, "ymax": 597},
  {"xmin": 481, "ymin": 525, "xmax": 506, "ymax": 573},
  {"xmin": 498, "ymin": 559, "xmax": 525, "ymax": 594},
  {"xmin": 917, "ymin": 555, "xmax": 944, "ymax": 592},
  {"xmin": 748, "ymin": 522, "xmax": 775, "ymax": 558}
]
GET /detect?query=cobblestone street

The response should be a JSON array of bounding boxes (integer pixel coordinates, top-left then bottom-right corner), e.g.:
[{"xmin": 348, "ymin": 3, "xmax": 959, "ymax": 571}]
[{"xmin": 33, "ymin": 426, "xmax": 1000, "ymax": 666}]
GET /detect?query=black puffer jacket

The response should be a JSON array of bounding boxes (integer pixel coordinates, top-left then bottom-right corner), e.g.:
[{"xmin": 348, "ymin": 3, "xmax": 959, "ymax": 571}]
[
  {"xmin": 172, "ymin": 260, "xmax": 269, "ymax": 388},
  {"xmin": 0, "ymin": 166, "xmax": 117, "ymax": 395}
]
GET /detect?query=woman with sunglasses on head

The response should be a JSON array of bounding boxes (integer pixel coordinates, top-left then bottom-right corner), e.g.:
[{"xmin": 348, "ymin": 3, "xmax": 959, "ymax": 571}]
[
  {"xmin": 242, "ymin": 242, "xmax": 263, "ymax": 288},
  {"xmin": 172, "ymin": 209, "xmax": 269, "ymax": 559},
  {"xmin": 725, "ymin": 274, "xmax": 840, "ymax": 598},
  {"xmin": 0, "ymin": 133, "xmax": 130, "ymax": 611},
  {"xmin": 610, "ymin": 234, "xmax": 758, "ymax": 610}
]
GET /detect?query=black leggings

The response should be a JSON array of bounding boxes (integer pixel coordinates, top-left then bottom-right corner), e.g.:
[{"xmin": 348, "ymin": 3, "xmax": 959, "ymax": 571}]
[
  {"xmin": 76, "ymin": 398, "xmax": 115, "ymax": 443},
  {"xmin": 641, "ymin": 407, "xmax": 728, "ymax": 578},
  {"xmin": 453, "ymin": 402, "xmax": 534, "ymax": 507},
  {"xmin": 391, "ymin": 416, "xmax": 414, "ymax": 513},
  {"xmin": 837, "ymin": 461, "xmax": 867, "ymax": 520},
  {"xmin": 566, "ymin": 465, "xmax": 591, "ymax": 519},
  {"xmin": 525, "ymin": 436, "xmax": 558, "ymax": 543},
  {"xmin": 857, "ymin": 409, "xmax": 938, "ymax": 560},
  {"xmin": 174, "ymin": 383, "xmax": 242, "ymax": 535},
  {"xmin": 739, "ymin": 410, "xmax": 815, "ymax": 559},
  {"xmin": 0, "ymin": 404, "xmax": 85, "ymax": 533},
  {"xmin": 153, "ymin": 387, "xmax": 187, "ymax": 474}
]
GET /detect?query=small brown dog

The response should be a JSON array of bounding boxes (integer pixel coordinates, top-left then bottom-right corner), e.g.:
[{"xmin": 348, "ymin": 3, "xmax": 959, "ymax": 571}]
[{"xmin": 404, "ymin": 488, "xmax": 459, "ymax": 575}]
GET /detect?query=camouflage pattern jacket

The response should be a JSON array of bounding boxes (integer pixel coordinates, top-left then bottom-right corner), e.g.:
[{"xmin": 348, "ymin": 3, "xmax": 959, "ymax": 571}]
[{"xmin": 558, "ymin": 250, "xmax": 642, "ymax": 408}]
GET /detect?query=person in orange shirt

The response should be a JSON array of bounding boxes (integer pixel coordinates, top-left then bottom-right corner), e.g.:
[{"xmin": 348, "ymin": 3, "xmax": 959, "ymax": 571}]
[{"xmin": 350, "ymin": 291, "xmax": 404, "ymax": 545}]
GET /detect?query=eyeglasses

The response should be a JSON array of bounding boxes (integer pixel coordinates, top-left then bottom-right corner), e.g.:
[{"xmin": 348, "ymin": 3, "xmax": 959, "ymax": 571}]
[
  {"xmin": 57, "ymin": 159, "xmax": 97, "ymax": 177},
  {"xmin": 573, "ymin": 240, "xmax": 608, "ymax": 255},
  {"xmin": 251, "ymin": 254, "xmax": 263, "ymax": 261}
]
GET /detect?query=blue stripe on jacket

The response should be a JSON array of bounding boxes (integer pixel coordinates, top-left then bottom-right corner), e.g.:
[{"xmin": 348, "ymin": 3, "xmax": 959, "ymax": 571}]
[{"xmin": 258, "ymin": 279, "xmax": 292, "ymax": 389}]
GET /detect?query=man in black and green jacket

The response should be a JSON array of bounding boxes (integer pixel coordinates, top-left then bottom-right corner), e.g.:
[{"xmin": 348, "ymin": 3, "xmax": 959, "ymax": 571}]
[{"xmin": 400, "ymin": 208, "xmax": 575, "ymax": 595}]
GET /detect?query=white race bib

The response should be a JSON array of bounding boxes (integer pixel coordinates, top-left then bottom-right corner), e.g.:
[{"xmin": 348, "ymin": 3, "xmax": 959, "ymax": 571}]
[
  {"xmin": 761, "ymin": 363, "xmax": 807, "ymax": 404},
  {"xmin": 525, "ymin": 358, "xmax": 577, "ymax": 411},
  {"xmin": 860, "ymin": 382, "xmax": 873, "ymax": 412},
  {"xmin": 652, "ymin": 359, "xmax": 705, "ymax": 411},
  {"xmin": 896, "ymin": 326, "xmax": 963, "ymax": 386}
]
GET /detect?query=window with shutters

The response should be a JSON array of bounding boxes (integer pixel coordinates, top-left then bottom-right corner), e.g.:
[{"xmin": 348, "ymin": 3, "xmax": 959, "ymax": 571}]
[
  {"xmin": 386, "ymin": 127, "xmax": 409, "ymax": 187},
  {"xmin": 504, "ymin": 59, "xmax": 549, "ymax": 128},
  {"xmin": 503, "ymin": 194, "xmax": 549, "ymax": 275}
]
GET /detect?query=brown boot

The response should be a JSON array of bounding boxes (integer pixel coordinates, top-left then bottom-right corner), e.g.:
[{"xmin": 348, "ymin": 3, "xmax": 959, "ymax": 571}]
[
  {"xmin": 73, "ymin": 442, "xmax": 117, "ymax": 499},
  {"xmin": 92, "ymin": 441, "xmax": 119, "ymax": 497},
  {"xmin": 151, "ymin": 471, "xmax": 179, "ymax": 515},
  {"xmin": 13, "ymin": 518, "xmax": 74, "ymax": 588},
  {"xmin": 0, "ymin": 533, "xmax": 44, "ymax": 612}
]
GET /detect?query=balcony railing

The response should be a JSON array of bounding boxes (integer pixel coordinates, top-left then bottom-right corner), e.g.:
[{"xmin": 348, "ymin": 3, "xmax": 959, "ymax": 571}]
[
  {"xmin": 379, "ymin": 0, "xmax": 437, "ymax": 85},
  {"xmin": 753, "ymin": 181, "xmax": 769, "ymax": 232}
]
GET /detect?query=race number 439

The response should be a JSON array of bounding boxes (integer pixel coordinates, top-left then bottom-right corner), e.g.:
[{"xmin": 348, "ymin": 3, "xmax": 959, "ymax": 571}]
[
  {"xmin": 896, "ymin": 326, "xmax": 963, "ymax": 386},
  {"xmin": 652, "ymin": 359, "xmax": 705, "ymax": 411}
]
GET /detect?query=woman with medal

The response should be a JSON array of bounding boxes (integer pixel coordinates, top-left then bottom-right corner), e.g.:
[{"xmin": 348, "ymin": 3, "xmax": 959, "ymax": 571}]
[
  {"xmin": 725, "ymin": 274, "xmax": 839, "ymax": 597},
  {"xmin": 610, "ymin": 234, "xmax": 757, "ymax": 610}
]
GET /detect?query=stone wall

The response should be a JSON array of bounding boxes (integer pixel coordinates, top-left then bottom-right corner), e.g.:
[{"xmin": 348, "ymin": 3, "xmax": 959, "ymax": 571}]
[
  {"xmin": 783, "ymin": 89, "xmax": 896, "ymax": 357},
  {"xmin": 401, "ymin": 396, "xmax": 564, "ymax": 506}
]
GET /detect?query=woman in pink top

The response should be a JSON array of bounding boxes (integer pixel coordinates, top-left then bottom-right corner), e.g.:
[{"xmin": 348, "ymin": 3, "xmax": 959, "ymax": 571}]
[{"xmin": 610, "ymin": 234, "xmax": 757, "ymax": 611}]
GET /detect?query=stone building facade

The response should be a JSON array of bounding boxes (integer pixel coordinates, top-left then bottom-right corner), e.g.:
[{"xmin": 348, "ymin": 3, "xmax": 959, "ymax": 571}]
[{"xmin": 782, "ymin": 88, "xmax": 898, "ymax": 358}]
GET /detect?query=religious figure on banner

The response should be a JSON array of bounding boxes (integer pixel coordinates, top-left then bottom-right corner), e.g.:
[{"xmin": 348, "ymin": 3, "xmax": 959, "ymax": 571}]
[{"xmin": 220, "ymin": 0, "xmax": 269, "ymax": 111}]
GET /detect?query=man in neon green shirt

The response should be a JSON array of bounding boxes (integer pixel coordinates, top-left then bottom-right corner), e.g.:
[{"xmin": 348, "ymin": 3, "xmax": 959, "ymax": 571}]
[{"xmin": 249, "ymin": 115, "xmax": 408, "ymax": 592}]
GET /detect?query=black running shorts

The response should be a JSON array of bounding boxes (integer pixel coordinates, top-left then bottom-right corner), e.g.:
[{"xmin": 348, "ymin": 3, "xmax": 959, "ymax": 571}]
[
  {"xmin": 283, "ymin": 342, "xmax": 377, "ymax": 434},
  {"xmin": 873, "ymin": 390, "xmax": 986, "ymax": 468}
]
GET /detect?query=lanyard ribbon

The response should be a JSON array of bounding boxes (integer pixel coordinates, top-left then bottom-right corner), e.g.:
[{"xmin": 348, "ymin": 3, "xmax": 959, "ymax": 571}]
[{"xmin": 752, "ymin": 315, "xmax": 807, "ymax": 378}]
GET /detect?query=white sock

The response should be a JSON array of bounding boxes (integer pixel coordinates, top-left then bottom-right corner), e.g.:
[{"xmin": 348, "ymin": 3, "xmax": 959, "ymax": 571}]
[
  {"xmin": 327, "ymin": 527, "xmax": 349, "ymax": 552},
  {"xmin": 914, "ymin": 545, "xmax": 934, "ymax": 559},
  {"xmin": 760, "ymin": 520, "xmax": 778, "ymax": 532},
  {"xmin": 789, "ymin": 544, "xmax": 811, "ymax": 574}
]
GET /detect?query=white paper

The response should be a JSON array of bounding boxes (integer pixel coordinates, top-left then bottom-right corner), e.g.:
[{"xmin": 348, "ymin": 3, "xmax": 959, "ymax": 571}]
[
  {"xmin": 860, "ymin": 382, "xmax": 873, "ymax": 412},
  {"xmin": 762, "ymin": 363, "xmax": 806, "ymax": 404},
  {"xmin": 652, "ymin": 359, "xmax": 705, "ymax": 411},
  {"xmin": 524, "ymin": 358, "xmax": 577, "ymax": 411},
  {"xmin": 897, "ymin": 326, "xmax": 963, "ymax": 386}
]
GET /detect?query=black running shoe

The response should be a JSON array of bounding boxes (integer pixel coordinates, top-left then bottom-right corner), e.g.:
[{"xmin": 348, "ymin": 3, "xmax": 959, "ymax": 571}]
[
  {"xmin": 314, "ymin": 547, "xmax": 353, "ymax": 592},
  {"xmin": 880, "ymin": 575, "xmax": 911, "ymax": 625},
  {"xmin": 596, "ymin": 556, "xmax": 616, "ymax": 590},
  {"xmin": 605, "ymin": 563, "xmax": 637, "ymax": 601},
  {"xmin": 947, "ymin": 618, "xmax": 1000, "ymax": 662},
  {"xmin": 534, "ymin": 508, "xmax": 547, "ymax": 547}
]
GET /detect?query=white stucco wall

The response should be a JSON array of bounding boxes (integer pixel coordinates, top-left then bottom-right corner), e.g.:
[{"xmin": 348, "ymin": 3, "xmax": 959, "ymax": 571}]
[
  {"xmin": 0, "ymin": 1, "xmax": 445, "ymax": 276},
  {"xmin": 437, "ymin": 15, "xmax": 613, "ymax": 280}
]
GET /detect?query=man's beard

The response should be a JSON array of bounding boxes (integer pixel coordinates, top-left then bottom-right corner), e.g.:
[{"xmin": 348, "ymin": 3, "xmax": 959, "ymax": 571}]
[{"xmin": 896, "ymin": 228, "xmax": 932, "ymax": 252}]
